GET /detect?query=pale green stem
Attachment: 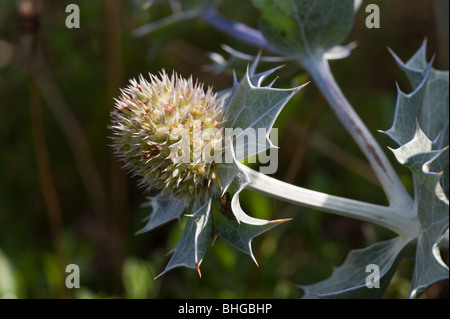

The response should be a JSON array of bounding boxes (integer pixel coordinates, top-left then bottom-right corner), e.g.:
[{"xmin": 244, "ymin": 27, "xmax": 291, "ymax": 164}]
[
  {"xmin": 241, "ymin": 165, "xmax": 420, "ymax": 238},
  {"xmin": 300, "ymin": 54, "xmax": 413, "ymax": 209}
]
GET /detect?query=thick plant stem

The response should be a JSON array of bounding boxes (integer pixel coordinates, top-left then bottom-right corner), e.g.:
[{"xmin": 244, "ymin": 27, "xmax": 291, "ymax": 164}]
[
  {"xmin": 241, "ymin": 165, "xmax": 419, "ymax": 238},
  {"xmin": 200, "ymin": 6, "xmax": 275, "ymax": 52},
  {"xmin": 300, "ymin": 54, "xmax": 413, "ymax": 208}
]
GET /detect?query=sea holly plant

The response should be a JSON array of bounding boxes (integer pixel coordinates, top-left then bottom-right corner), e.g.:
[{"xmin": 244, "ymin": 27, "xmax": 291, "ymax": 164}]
[
  {"xmin": 110, "ymin": 63, "xmax": 306, "ymax": 277},
  {"xmin": 113, "ymin": 0, "xmax": 449, "ymax": 298}
]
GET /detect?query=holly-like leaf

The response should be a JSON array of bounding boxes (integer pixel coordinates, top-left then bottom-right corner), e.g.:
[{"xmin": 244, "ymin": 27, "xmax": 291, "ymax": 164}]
[
  {"xmin": 390, "ymin": 40, "xmax": 435, "ymax": 88},
  {"xmin": 212, "ymin": 171, "xmax": 291, "ymax": 265},
  {"xmin": 219, "ymin": 54, "xmax": 287, "ymax": 114},
  {"xmin": 299, "ymin": 43, "xmax": 449, "ymax": 299},
  {"xmin": 388, "ymin": 41, "xmax": 448, "ymax": 196},
  {"xmin": 300, "ymin": 237, "xmax": 411, "ymax": 298},
  {"xmin": 384, "ymin": 43, "xmax": 449, "ymax": 298},
  {"xmin": 224, "ymin": 63, "xmax": 305, "ymax": 160},
  {"xmin": 213, "ymin": 124, "xmax": 291, "ymax": 264},
  {"xmin": 137, "ymin": 194, "xmax": 185, "ymax": 234},
  {"xmin": 382, "ymin": 63, "xmax": 432, "ymax": 147},
  {"xmin": 390, "ymin": 128, "xmax": 449, "ymax": 298},
  {"xmin": 253, "ymin": 0, "xmax": 355, "ymax": 58},
  {"xmin": 156, "ymin": 199, "xmax": 213, "ymax": 278},
  {"xmin": 387, "ymin": 43, "xmax": 449, "ymax": 149}
]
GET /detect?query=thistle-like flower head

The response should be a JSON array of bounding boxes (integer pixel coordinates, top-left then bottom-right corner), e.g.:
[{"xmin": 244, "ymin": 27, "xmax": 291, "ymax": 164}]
[{"xmin": 110, "ymin": 71, "xmax": 225, "ymax": 206}]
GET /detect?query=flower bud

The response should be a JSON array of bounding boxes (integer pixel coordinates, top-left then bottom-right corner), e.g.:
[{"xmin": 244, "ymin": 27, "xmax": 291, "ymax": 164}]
[{"xmin": 110, "ymin": 71, "xmax": 225, "ymax": 205}]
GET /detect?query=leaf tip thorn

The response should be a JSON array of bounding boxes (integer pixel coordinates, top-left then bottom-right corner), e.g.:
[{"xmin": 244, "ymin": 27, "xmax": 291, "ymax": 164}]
[{"xmin": 272, "ymin": 218, "xmax": 293, "ymax": 224}]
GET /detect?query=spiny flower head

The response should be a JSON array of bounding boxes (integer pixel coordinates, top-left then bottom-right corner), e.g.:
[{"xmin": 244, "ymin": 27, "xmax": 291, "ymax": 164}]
[{"xmin": 110, "ymin": 70, "xmax": 225, "ymax": 206}]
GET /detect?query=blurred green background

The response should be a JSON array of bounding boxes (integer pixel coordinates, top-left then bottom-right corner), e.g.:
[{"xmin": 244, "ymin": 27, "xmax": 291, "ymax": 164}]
[{"xmin": 0, "ymin": 0, "xmax": 448, "ymax": 299}]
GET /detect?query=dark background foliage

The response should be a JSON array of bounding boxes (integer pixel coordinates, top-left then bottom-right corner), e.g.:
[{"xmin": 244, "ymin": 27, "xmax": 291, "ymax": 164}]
[{"xmin": 0, "ymin": 0, "xmax": 448, "ymax": 298}]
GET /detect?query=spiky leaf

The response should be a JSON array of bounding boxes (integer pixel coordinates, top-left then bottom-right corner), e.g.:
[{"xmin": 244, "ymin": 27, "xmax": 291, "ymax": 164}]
[
  {"xmin": 300, "ymin": 237, "xmax": 411, "ymax": 298},
  {"xmin": 385, "ymin": 42, "xmax": 449, "ymax": 298},
  {"xmin": 156, "ymin": 199, "xmax": 213, "ymax": 277},
  {"xmin": 224, "ymin": 64, "xmax": 304, "ymax": 160},
  {"xmin": 212, "ymin": 171, "xmax": 290, "ymax": 265},
  {"xmin": 390, "ymin": 127, "xmax": 449, "ymax": 298}
]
